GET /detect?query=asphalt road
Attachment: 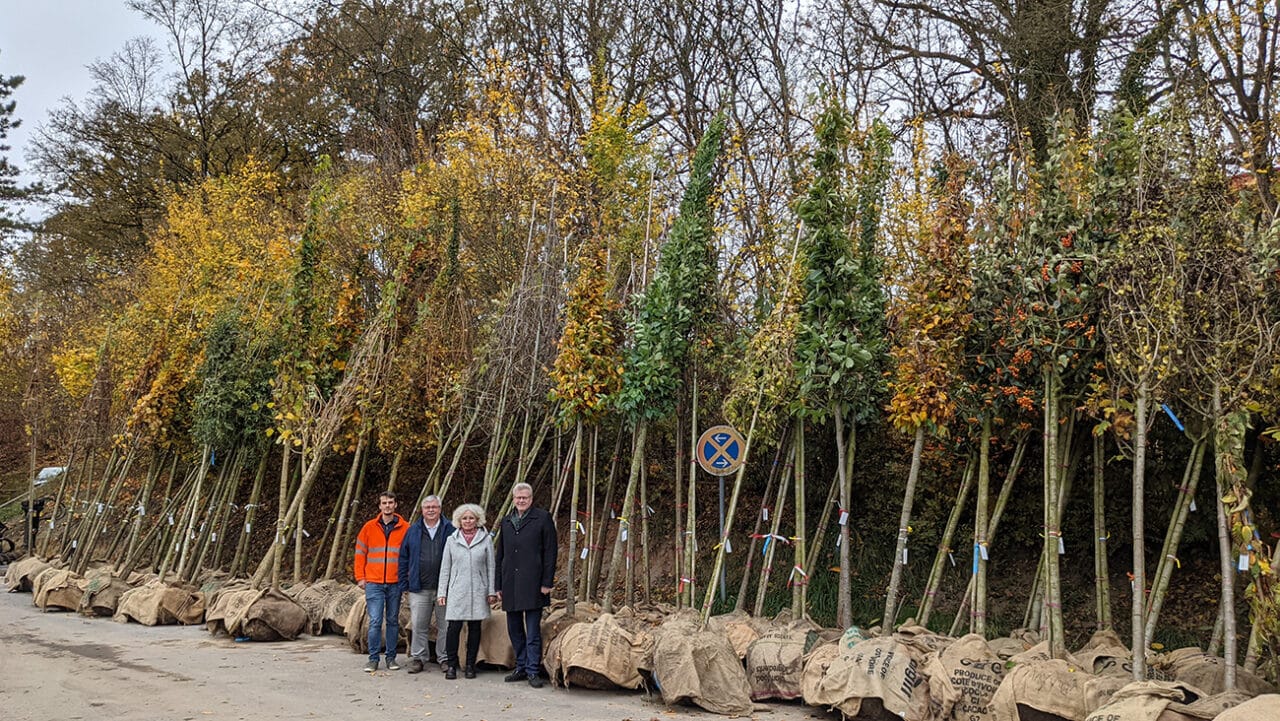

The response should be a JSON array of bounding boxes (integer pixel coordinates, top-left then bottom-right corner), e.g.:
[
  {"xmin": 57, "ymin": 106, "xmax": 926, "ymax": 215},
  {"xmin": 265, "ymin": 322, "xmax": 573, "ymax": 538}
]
[{"xmin": 0, "ymin": 575, "xmax": 827, "ymax": 721}]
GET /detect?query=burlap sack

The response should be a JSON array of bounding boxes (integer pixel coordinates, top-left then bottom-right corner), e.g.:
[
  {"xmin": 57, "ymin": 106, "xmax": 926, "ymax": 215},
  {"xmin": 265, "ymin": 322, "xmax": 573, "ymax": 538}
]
[
  {"xmin": 896, "ymin": 623, "xmax": 954, "ymax": 656},
  {"xmin": 114, "ymin": 582, "xmax": 206, "ymax": 626},
  {"xmin": 230, "ymin": 587, "xmax": 309, "ymax": 641},
  {"xmin": 801, "ymin": 640, "xmax": 841, "ymax": 705},
  {"xmin": 706, "ymin": 609, "xmax": 769, "ymax": 660},
  {"xmin": 79, "ymin": 572, "xmax": 132, "ymax": 617},
  {"xmin": 33, "ymin": 567, "xmax": 84, "ymax": 611},
  {"xmin": 925, "ymin": 633, "xmax": 1008, "ymax": 721},
  {"xmin": 1212, "ymin": 693, "xmax": 1280, "ymax": 720},
  {"xmin": 4, "ymin": 556, "xmax": 52, "ymax": 592},
  {"xmin": 1083, "ymin": 673, "xmax": 1132, "ymax": 714},
  {"xmin": 1083, "ymin": 680, "xmax": 1208, "ymax": 721},
  {"xmin": 541, "ymin": 602, "xmax": 600, "ymax": 648},
  {"xmin": 1151, "ymin": 648, "xmax": 1276, "ymax": 697},
  {"xmin": 545, "ymin": 613, "xmax": 653, "ymax": 690},
  {"xmin": 992, "ymin": 659, "xmax": 1094, "ymax": 721},
  {"xmin": 291, "ymin": 580, "xmax": 345, "ymax": 636},
  {"xmin": 652, "ymin": 615, "xmax": 754, "ymax": 716},
  {"xmin": 322, "ymin": 584, "xmax": 361, "ymax": 634},
  {"xmin": 206, "ymin": 588, "xmax": 260, "ymax": 635},
  {"xmin": 1074, "ymin": 630, "xmax": 1130, "ymax": 675},
  {"xmin": 804, "ymin": 635, "xmax": 932, "ymax": 720},
  {"xmin": 990, "ymin": 636, "xmax": 1032, "ymax": 660},
  {"xmin": 1010, "ymin": 641, "xmax": 1081, "ymax": 667},
  {"xmin": 745, "ymin": 623, "xmax": 822, "ymax": 701},
  {"xmin": 458, "ymin": 610, "xmax": 516, "ymax": 668}
]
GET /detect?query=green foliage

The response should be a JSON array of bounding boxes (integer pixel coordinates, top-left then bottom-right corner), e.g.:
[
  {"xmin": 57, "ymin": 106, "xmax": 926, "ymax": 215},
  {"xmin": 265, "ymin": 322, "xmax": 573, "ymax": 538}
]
[
  {"xmin": 793, "ymin": 102, "xmax": 890, "ymax": 423},
  {"xmin": 616, "ymin": 113, "xmax": 725, "ymax": 423},
  {"xmin": 0, "ymin": 66, "xmax": 40, "ymax": 241},
  {"xmin": 192, "ymin": 312, "xmax": 278, "ymax": 451}
]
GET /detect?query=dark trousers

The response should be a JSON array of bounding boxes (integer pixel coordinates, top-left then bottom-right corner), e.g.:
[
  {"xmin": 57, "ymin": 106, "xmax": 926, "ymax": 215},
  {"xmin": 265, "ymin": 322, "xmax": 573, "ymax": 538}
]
[
  {"xmin": 506, "ymin": 607, "xmax": 544, "ymax": 677},
  {"xmin": 445, "ymin": 619, "xmax": 481, "ymax": 669}
]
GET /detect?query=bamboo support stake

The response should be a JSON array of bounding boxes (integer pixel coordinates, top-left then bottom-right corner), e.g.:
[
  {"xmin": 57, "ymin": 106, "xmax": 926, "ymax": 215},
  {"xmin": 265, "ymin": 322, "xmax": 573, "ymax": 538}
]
[
  {"xmin": 755, "ymin": 442, "xmax": 794, "ymax": 617},
  {"xmin": 734, "ymin": 430, "xmax": 789, "ymax": 612},
  {"xmin": 919, "ymin": 453, "xmax": 976, "ymax": 626},
  {"xmin": 1144, "ymin": 435, "xmax": 1206, "ymax": 645},
  {"xmin": 602, "ymin": 421, "xmax": 647, "ymax": 613}
]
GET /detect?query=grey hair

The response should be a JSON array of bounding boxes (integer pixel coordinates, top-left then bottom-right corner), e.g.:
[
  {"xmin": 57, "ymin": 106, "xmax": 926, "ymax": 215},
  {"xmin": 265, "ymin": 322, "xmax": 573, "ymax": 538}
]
[
  {"xmin": 451, "ymin": 503, "xmax": 487, "ymax": 528},
  {"xmin": 512, "ymin": 483, "xmax": 533, "ymax": 496},
  {"xmin": 421, "ymin": 495, "xmax": 442, "ymax": 507}
]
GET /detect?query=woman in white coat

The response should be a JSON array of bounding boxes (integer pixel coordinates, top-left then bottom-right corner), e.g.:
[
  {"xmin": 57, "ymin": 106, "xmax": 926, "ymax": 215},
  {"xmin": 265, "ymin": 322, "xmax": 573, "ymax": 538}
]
[{"xmin": 436, "ymin": 503, "xmax": 496, "ymax": 679}]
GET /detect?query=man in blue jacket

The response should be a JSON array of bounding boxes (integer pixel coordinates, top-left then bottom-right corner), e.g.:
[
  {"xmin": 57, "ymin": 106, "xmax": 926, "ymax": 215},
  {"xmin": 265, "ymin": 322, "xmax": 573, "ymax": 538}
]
[{"xmin": 399, "ymin": 495, "xmax": 455, "ymax": 674}]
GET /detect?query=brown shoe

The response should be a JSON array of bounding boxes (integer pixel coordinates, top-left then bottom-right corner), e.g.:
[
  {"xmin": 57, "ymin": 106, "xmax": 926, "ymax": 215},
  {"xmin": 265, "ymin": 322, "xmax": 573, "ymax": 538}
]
[{"xmin": 407, "ymin": 658, "xmax": 424, "ymax": 674}]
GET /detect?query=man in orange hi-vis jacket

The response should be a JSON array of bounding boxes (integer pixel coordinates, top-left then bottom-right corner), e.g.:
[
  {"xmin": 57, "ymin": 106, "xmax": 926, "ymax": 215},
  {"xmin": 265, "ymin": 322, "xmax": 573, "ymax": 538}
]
[{"xmin": 355, "ymin": 491, "xmax": 409, "ymax": 673}]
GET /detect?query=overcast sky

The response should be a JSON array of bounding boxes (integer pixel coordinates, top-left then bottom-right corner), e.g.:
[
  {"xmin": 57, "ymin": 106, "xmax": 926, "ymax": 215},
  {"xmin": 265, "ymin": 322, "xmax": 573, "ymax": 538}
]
[{"xmin": 1, "ymin": 1, "xmax": 159, "ymax": 186}]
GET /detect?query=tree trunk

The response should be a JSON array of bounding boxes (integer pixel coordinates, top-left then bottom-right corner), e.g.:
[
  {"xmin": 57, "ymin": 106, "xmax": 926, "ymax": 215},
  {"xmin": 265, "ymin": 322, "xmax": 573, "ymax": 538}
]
[
  {"xmin": 1094, "ymin": 432, "xmax": 1113, "ymax": 631},
  {"xmin": 791, "ymin": 420, "xmax": 807, "ymax": 617},
  {"xmin": 1130, "ymin": 381, "xmax": 1149, "ymax": 680},
  {"xmin": 1043, "ymin": 367, "xmax": 1065, "ymax": 657},
  {"xmin": 882, "ymin": 425, "xmax": 926, "ymax": 631},
  {"xmin": 834, "ymin": 406, "xmax": 854, "ymax": 628}
]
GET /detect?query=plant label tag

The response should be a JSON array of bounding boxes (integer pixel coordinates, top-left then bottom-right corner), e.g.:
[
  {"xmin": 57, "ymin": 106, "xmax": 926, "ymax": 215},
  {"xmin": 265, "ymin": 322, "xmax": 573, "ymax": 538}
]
[
  {"xmin": 211, "ymin": 532, "xmax": 216, "ymax": 541},
  {"xmin": 1058, "ymin": 537, "xmax": 1065, "ymax": 555},
  {"xmin": 724, "ymin": 538, "xmax": 732, "ymax": 554},
  {"xmin": 762, "ymin": 508, "xmax": 768, "ymax": 521},
  {"xmin": 902, "ymin": 547, "xmax": 909, "ymax": 564},
  {"xmin": 949, "ymin": 552, "xmax": 956, "ymax": 567},
  {"xmin": 838, "ymin": 510, "xmax": 849, "ymax": 526},
  {"xmin": 168, "ymin": 514, "xmax": 175, "ymax": 526},
  {"xmin": 620, "ymin": 528, "xmax": 628, "ymax": 542},
  {"xmin": 979, "ymin": 545, "xmax": 989, "ymax": 561},
  {"xmin": 1190, "ymin": 499, "xmax": 1197, "ymax": 512},
  {"xmin": 1239, "ymin": 554, "xmax": 1250, "ymax": 571},
  {"xmin": 245, "ymin": 523, "xmax": 251, "ymax": 534},
  {"xmin": 580, "ymin": 547, "xmax": 588, "ymax": 560}
]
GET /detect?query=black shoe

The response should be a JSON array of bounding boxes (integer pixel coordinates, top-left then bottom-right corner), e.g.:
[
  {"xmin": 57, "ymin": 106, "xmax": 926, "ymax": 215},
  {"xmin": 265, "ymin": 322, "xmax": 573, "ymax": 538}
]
[
  {"xmin": 464, "ymin": 665, "xmax": 477, "ymax": 679},
  {"xmin": 445, "ymin": 666, "xmax": 457, "ymax": 680},
  {"xmin": 407, "ymin": 658, "xmax": 424, "ymax": 674},
  {"xmin": 504, "ymin": 669, "xmax": 525, "ymax": 682},
  {"xmin": 528, "ymin": 675, "xmax": 544, "ymax": 689}
]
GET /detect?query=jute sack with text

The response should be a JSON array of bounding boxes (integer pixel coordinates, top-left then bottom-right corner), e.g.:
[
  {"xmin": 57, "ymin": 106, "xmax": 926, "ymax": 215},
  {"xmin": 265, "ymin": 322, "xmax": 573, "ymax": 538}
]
[
  {"xmin": 205, "ymin": 587, "xmax": 260, "ymax": 635},
  {"xmin": 1082, "ymin": 680, "xmax": 1210, "ymax": 721},
  {"xmin": 651, "ymin": 615, "xmax": 754, "ymax": 716},
  {"xmin": 323, "ymin": 584, "xmax": 361, "ymax": 634},
  {"xmin": 32, "ymin": 567, "xmax": 84, "ymax": 611},
  {"xmin": 1073, "ymin": 630, "xmax": 1130, "ymax": 676},
  {"xmin": 291, "ymin": 580, "xmax": 345, "ymax": 636},
  {"xmin": 745, "ymin": 623, "xmax": 822, "ymax": 701},
  {"xmin": 1149, "ymin": 648, "xmax": 1276, "ymax": 697},
  {"xmin": 925, "ymin": 633, "xmax": 1008, "ymax": 721},
  {"xmin": 4, "ymin": 556, "xmax": 52, "ymax": 592},
  {"xmin": 991, "ymin": 658, "xmax": 1092, "ymax": 721},
  {"xmin": 804, "ymin": 635, "xmax": 932, "ymax": 720},
  {"xmin": 1212, "ymin": 693, "xmax": 1280, "ymax": 720},
  {"xmin": 546, "ymin": 613, "xmax": 654, "ymax": 690}
]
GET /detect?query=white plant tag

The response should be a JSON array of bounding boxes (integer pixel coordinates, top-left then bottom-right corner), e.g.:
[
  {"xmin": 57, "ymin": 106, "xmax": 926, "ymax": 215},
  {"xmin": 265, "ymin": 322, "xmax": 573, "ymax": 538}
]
[
  {"xmin": 979, "ymin": 544, "xmax": 989, "ymax": 561},
  {"xmin": 902, "ymin": 547, "xmax": 909, "ymax": 564},
  {"xmin": 838, "ymin": 510, "xmax": 849, "ymax": 526},
  {"xmin": 168, "ymin": 514, "xmax": 175, "ymax": 526},
  {"xmin": 1058, "ymin": 536, "xmax": 1065, "ymax": 555},
  {"xmin": 724, "ymin": 538, "xmax": 732, "ymax": 554},
  {"xmin": 762, "ymin": 508, "xmax": 768, "ymax": 521},
  {"xmin": 949, "ymin": 552, "xmax": 955, "ymax": 567},
  {"xmin": 1239, "ymin": 554, "xmax": 1250, "ymax": 571},
  {"xmin": 620, "ymin": 528, "xmax": 628, "ymax": 542},
  {"xmin": 1190, "ymin": 499, "xmax": 1197, "ymax": 512},
  {"xmin": 580, "ymin": 547, "xmax": 588, "ymax": 560},
  {"xmin": 245, "ymin": 523, "xmax": 251, "ymax": 534}
]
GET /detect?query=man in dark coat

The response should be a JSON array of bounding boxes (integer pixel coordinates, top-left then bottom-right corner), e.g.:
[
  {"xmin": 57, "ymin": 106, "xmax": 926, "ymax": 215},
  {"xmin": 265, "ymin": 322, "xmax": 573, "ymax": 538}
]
[
  {"xmin": 398, "ymin": 495, "xmax": 455, "ymax": 673},
  {"xmin": 494, "ymin": 482, "xmax": 556, "ymax": 688}
]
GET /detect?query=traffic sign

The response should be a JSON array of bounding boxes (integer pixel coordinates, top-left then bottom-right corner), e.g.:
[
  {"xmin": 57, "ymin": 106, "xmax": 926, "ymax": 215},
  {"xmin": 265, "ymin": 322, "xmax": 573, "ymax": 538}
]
[{"xmin": 696, "ymin": 424, "xmax": 746, "ymax": 476}]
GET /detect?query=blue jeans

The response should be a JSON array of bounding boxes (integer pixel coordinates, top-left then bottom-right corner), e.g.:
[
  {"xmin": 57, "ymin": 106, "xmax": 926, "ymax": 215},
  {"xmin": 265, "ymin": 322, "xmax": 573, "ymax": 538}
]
[
  {"xmin": 365, "ymin": 583, "xmax": 401, "ymax": 662},
  {"xmin": 506, "ymin": 607, "xmax": 544, "ymax": 677}
]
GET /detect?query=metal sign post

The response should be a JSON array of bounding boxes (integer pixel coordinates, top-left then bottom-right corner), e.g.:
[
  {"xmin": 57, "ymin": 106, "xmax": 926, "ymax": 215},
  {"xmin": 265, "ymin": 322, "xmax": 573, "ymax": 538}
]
[{"xmin": 696, "ymin": 425, "xmax": 746, "ymax": 605}]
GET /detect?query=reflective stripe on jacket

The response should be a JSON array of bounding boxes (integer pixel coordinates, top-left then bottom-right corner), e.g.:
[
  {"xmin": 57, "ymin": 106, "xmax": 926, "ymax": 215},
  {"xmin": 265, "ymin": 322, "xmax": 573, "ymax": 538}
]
[{"xmin": 354, "ymin": 513, "xmax": 409, "ymax": 584}]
